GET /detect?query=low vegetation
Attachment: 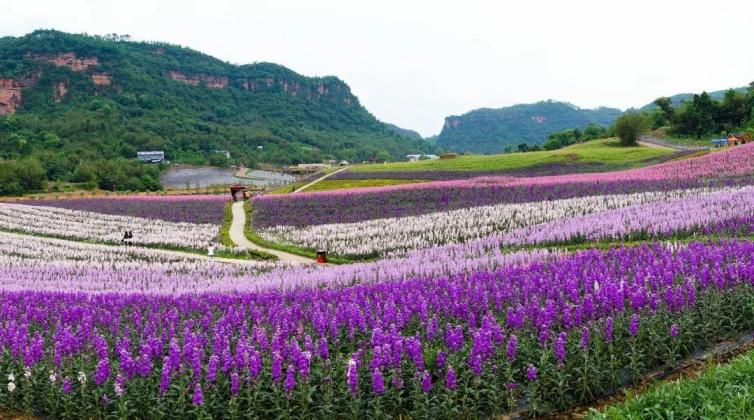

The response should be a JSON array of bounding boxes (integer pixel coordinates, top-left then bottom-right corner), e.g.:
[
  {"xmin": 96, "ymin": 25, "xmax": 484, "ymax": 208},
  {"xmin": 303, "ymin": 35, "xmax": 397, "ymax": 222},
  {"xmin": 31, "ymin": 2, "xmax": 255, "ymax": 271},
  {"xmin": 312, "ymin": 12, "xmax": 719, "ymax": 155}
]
[
  {"xmin": 350, "ymin": 139, "xmax": 673, "ymax": 173},
  {"xmin": 594, "ymin": 348, "xmax": 754, "ymax": 418}
]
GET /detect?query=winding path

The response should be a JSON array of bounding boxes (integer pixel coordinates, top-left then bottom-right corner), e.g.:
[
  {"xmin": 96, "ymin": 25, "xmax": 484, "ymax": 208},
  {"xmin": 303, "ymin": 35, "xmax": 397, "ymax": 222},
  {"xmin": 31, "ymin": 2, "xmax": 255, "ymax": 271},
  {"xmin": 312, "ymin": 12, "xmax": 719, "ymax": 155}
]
[
  {"xmin": 229, "ymin": 201, "xmax": 313, "ymax": 265},
  {"xmin": 294, "ymin": 166, "xmax": 350, "ymax": 193}
]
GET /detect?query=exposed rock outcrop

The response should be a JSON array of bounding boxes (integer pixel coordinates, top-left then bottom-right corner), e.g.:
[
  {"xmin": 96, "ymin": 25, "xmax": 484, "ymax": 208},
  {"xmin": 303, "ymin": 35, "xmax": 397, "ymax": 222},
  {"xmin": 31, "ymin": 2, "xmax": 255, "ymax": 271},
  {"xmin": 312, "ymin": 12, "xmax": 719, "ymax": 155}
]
[
  {"xmin": 91, "ymin": 73, "xmax": 112, "ymax": 86},
  {"xmin": 0, "ymin": 79, "xmax": 21, "ymax": 115},
  {"xmin": 168, "ymin": 71, "xmax": 227, "ymax": 88},
  {"xmin": 28, "ymin": 52, "xmax": 99, "ymax": 71},
  {"xmin": 444, "ymin": 118, "xmax": 461, "ymax": 129},
  {"xmin": 52, "ymin": 82, "xmax": 67, "ymax": 102}
]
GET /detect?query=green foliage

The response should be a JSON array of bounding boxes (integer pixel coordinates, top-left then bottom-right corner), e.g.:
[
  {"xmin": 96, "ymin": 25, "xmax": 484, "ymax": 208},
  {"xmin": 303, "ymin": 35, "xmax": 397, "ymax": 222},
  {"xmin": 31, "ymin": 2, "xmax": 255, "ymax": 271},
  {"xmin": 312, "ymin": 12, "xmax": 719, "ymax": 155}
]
[
  {"xmin": 654, "ymin": 88, "xmax": 754, "ymax": 139},
  {"xmin": 613, "ymin": 112, "xmax": 648, "ymax": 146},
  {"xmin": 594, "ymin": 348, "xmax": 754, "ymax": 419},
  {"xmin": 0, "ymin": 157, "xmax": 46, "ymax": 195},
  {"xmin": 544, "ymin": 123, "xmax": 609, "ymax": 150},
  {"xmin": 352, "ymin": 139, "xmax": 672, "ymax": 173},
  {"xmin": 436, "ymin": 100, "xmax": 622, "ymax": 154},
  {"xmin": 0, "ymin": 29, "xmax": 431, "ymax": 188}
]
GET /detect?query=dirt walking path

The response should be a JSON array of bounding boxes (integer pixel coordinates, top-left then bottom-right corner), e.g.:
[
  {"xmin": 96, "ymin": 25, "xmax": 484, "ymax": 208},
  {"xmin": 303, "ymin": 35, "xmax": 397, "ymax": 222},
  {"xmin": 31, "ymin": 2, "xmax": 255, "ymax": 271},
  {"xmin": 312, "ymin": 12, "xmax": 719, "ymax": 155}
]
[
  {"xmin": 229, "ymin": 202, "xmax": 313, "ymax": 265},
  {"xmin": 294, "ymin": 167, "xmax": 350, "ymax": 193},
  {"xmin": 0, "ymin": 230, "xmax": 260, "ymax": 266}
]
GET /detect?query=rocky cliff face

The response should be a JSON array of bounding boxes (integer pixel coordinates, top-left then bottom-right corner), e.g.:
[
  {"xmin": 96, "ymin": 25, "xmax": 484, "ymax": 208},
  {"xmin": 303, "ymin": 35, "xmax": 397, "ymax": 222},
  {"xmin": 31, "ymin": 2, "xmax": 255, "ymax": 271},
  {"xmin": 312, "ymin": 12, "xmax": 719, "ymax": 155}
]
[
  {"xmin": 28, "ymin": 52, "xmax": 99, "ymax": 71},
  {"xmin": 0, "ymin": 79, "xmax": 21, "ymax": 115}
]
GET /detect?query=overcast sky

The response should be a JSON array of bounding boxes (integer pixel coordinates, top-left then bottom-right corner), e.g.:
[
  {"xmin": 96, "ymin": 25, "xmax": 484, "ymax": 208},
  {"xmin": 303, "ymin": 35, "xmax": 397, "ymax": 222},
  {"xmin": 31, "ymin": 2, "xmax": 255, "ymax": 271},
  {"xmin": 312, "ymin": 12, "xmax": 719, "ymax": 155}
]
[{"xmin": 5, "ymin": 0, "xmax": 754, "ymax": 136}]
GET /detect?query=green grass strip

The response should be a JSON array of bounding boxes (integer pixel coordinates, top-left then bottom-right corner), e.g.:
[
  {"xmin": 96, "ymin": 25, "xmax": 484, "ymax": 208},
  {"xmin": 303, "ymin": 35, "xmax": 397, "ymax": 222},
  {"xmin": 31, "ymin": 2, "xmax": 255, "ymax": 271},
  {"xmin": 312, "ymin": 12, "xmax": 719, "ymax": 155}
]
[
  {"xmin": 593, "ymin": 348, "xmax": 754, "ymax": 419},
  {"xmin": 243, "ymin": 201, "xmax": 364, "ymax": 264}
]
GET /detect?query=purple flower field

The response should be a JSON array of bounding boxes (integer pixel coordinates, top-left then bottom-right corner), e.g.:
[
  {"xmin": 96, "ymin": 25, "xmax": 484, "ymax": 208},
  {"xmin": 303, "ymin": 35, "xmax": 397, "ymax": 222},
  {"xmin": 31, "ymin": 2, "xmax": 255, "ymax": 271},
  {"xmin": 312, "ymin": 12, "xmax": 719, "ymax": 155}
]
[
  {"xmin": 253, "ymin": 144, "xmax": 754, "ymax": 228},
  {"xmin": 1, "ymin": 240, "xmax": 754, "ymax": 416},
  {"xmin": 25, "ymin": 194, "xmax": 230, "ymax": 225}
]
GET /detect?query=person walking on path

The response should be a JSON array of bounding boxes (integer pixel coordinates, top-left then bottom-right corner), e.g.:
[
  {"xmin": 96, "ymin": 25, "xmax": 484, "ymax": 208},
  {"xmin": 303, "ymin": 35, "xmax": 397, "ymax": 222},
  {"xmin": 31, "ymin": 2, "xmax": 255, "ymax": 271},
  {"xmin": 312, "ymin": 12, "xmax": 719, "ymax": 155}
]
[{"xmin": 207, "ymin": 243, "xmax": 215, "ymax": 258}]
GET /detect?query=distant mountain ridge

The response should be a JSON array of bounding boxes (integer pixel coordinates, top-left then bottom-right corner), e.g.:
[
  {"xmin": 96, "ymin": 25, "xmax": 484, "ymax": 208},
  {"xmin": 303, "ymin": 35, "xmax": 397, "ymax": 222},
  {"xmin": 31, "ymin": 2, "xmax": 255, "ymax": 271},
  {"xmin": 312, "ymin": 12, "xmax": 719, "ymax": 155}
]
[
  {"xmin": 385, "ymin": 123, "xmax": 422, "ymax": 140},
  {"xmin": 436, "ymin": 100, "xmax": 622, "ymax": 154},
  {"xmin": 0, "ymin": 29, "xmax": 430, "ymax": 167},
  {"xmin": 639, "ymin": 86, "xmax": 749, "ymax": 111}
]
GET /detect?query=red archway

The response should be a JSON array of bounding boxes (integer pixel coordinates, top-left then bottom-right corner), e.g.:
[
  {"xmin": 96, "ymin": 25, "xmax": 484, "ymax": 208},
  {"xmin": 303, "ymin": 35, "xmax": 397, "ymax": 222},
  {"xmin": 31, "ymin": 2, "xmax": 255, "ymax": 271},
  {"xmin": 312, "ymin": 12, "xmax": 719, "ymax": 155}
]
[{"xmin": 230, "ymin": 184, "xmax": 247, "ymax": 201}]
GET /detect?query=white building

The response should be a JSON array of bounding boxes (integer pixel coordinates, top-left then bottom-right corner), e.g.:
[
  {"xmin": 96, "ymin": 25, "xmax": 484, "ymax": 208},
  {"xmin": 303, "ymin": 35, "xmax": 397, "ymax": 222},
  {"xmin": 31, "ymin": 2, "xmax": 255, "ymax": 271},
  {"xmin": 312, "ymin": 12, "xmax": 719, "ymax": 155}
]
[
  {"xmin": 137, "ymin": 151, "xmax": 165, "ymax": 163},
  {"xmin": 406, "ymin": 154, "xmax": 439, "ymax": 162}
]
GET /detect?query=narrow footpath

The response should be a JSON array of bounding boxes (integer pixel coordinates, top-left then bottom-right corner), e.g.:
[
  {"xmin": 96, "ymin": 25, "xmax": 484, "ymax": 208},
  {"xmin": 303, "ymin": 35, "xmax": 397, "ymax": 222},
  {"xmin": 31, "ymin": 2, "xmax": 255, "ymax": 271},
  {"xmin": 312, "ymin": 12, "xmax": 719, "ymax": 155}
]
[
  {"xmin": 229, "ymin": 201, "xmax": 313, "ymax": 265},
  {"xmin": 294, "ymin": 166, "xmax": 350, "ymax": 193}
]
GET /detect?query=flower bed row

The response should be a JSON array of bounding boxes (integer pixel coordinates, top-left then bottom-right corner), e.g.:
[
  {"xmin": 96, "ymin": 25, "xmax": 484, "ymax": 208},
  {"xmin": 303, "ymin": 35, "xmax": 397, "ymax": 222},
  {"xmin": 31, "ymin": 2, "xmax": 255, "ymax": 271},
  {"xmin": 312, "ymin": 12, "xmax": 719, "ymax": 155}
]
[
  {"xmin": 0, "ymin": 203, "xmax": 222, "ymax": 250},
  {"xmin": 253, "ymin": 144, "xmax": 754, "ymax": 228},
  {"xmin": 0, "ymin": 232, "xmax": 273, "ymax": 294},
  {"xmin": 24, "ymin": 194, "xmax": 229, "ymax": 225},
  {"xmin": 1, "ymin": 241, "xmax": 754, "ymax": 417},
  {"xmin": 258, "ymin": 186, "xmax": 724, "ymax": 257}
]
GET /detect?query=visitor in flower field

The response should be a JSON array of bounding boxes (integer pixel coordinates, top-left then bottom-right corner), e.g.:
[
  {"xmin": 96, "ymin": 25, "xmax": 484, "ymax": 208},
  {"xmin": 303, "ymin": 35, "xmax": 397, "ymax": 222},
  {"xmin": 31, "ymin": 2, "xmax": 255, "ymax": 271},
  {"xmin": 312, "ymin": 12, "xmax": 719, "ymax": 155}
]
[{"xmin": 207, "ymin": 243, "xmax": 215, "ymax": 258}]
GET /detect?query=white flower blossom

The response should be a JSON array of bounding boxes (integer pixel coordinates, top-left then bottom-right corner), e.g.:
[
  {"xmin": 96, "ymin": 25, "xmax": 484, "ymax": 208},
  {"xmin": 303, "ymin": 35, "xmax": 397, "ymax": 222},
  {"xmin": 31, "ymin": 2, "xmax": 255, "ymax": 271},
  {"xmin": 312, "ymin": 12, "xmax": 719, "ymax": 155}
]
[
  {"xmin": 7, "ymin": 382, "xmax": 15, "ymax": 392},
  {"xmin": 78, "ymin": 371, "xmax": 87, "ymax": 385}
]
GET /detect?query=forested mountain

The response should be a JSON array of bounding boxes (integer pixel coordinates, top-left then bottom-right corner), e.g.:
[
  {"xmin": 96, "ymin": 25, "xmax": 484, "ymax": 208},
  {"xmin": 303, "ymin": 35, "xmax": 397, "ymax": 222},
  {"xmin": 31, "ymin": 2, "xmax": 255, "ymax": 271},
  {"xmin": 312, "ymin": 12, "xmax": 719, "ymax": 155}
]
[
  {"xmin": 0, "ymin": 30, "xmax": 429, "ymax": 191},
  {"xmin": 640, "ymin": 87, "xmax": 749, "ymax": 111},
  {"xmin": 436, "ymin": 100, "xmax": 621, "ymax": 154},
  {"xmin": 385, "ymin": 123, "xmax": 422, "ymax": 140}
]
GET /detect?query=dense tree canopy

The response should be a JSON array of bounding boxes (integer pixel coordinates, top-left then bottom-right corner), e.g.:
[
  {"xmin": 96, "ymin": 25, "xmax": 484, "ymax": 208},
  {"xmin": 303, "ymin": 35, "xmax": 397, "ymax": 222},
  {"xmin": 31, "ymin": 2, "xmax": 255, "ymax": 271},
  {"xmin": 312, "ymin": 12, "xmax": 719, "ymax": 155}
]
[{"xmin": 0, "ymin": 30, "xmax": 430, "ymax": 194}]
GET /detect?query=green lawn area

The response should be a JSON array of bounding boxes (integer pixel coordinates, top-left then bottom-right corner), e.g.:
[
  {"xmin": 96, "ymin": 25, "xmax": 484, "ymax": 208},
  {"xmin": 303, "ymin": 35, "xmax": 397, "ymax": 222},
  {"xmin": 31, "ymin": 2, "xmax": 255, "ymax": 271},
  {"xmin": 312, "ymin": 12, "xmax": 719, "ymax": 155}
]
[
  {"xmin": 269, "ymin": 179, "xmax": 427, "ymax": 194},
  {"xmin": 351, "ymin": 138, "xmax": 675, "ymax": 173},
  {"xmin": 593, "ymin": 348, "xmax": 754, "ymax": 419}
]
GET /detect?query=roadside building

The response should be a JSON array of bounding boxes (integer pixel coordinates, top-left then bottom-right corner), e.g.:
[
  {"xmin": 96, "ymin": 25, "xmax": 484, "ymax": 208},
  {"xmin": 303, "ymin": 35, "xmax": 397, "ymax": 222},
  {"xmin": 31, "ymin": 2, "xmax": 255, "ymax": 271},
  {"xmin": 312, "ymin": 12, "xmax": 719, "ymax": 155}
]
[{"xmin": 137, "ymin": 151, "xmax": 165, "ymax": 163}]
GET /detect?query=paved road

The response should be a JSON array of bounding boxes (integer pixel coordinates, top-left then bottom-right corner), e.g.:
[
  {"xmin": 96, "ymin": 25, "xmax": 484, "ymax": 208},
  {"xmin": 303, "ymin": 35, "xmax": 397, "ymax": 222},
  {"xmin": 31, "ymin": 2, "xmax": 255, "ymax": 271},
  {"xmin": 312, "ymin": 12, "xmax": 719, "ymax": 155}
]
[
  {"xmin": 294, "ymin": 167, "xmax": 350, "ymax": 193},
  {"xmin": 640, "ymin": 136, "xmax": 710, "ymax": 152},
  {"xmin": 229, "ymin": 202, "xmax": 313, "ymax": 265}
]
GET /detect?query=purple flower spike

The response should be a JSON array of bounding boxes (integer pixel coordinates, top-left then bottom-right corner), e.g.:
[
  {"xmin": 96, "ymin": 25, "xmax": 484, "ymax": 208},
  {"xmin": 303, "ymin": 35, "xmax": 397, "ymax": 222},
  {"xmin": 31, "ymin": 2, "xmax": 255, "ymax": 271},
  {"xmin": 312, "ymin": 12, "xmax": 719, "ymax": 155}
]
[
  {"xmin": 192, "ymin": 382, "xmax": 204, "ymax": 406},
  {"xmin": 62, "ymin": 377, "xmax": 72, "ymax": 394},
  {"xmin": 284, "ymin": 365, "xmax": 296, "ymax": 394},
  {"xmin": 526, "ymin": 364, "xmax": 538, "ymax": 382},
  {"xmin": 629, "ymin": 314, "xmax": 640, "ymax": 337},
  {"xmin": 604, "ymin": 317, "xmax": 614, "ymax": 343},
  {"xmin": 670, "ymin": 323, "xmax": 679, "ymax": 338},
  {"xmin": 445, "ymin": 366, "xmax": 457, "ymax": 390},
  {"xmin": 421, "ymin": 370, "xmax": 432, "ymax": 393},
  {"xmin": 507, "ymin": 335, "xmax": 518, "ymax": 361},
  {"xmin": 372, "ymin": 369, "xmax": 385, "ymax": 395}
]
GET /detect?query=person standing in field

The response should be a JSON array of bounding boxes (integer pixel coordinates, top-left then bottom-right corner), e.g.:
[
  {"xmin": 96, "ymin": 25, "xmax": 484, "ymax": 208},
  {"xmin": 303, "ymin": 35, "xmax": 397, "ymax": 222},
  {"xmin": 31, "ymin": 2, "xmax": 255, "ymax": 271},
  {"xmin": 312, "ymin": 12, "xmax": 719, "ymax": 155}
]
[{"xmin": 208, "ymin": 243, "xmax": 215, "ymax": 258}]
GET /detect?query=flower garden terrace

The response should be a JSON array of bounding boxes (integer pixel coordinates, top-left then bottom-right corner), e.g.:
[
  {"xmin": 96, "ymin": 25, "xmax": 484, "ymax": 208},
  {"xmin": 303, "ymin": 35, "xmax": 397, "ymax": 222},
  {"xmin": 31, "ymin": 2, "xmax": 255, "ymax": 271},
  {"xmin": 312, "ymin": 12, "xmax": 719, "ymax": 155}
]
[
  {"xmin": 252, "ymin": 142, "xmax": 754, "ymax": 228},
  {"xmin": 2, "ymin": 240, "xmax": 754, "ymax": 417}
]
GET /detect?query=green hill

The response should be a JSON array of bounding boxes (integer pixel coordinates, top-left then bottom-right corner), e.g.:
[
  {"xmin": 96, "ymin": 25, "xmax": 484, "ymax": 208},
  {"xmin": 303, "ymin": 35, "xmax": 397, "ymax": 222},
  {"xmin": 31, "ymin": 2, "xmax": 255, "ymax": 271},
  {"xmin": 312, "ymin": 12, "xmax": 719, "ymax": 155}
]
[
  {"xmin": 0, "ymin": 30, "xmax": 430, "ymax": 188},
  {"xmin": 640, "ymin": 87, "xmax": 749, "ymax": 111},
  {"xmin": 384, "ymin": 123, "xmax": 422, "ymax": 140},
  {"xmin": 435, "ymin": 100, "xmax": 621, "ymax": 154}
]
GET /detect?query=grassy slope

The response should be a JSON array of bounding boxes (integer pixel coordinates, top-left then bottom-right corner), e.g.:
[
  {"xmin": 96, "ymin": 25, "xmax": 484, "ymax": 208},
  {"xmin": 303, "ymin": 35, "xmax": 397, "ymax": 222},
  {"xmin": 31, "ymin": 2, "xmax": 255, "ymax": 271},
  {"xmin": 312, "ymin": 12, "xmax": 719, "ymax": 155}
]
[
  {"xmin": 242, "ymin": 201, "xmax": 358, "ymax": 264},
  {"xmin": 351, "ymin": 138, "xmax": 674, "ymax": 173},
  {"xmin": 268, "ymin": 179, "xmax": 427, "ymax": 194},
  {"xmin": 593, "ymin": 348, "xmax": 754, "ymax": 419}
]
